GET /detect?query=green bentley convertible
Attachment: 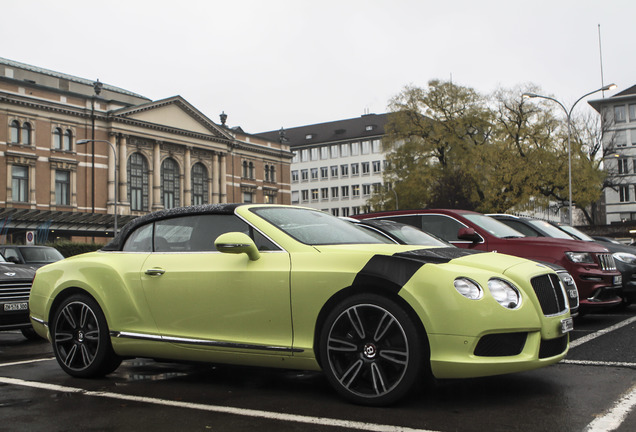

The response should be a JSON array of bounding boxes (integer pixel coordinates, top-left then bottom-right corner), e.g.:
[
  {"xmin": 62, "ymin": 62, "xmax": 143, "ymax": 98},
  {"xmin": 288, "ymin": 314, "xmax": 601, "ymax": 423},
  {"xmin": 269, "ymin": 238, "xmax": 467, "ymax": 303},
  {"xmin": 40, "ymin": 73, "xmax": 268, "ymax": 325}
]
[{"xmin": 29, "ymin": 204, "xmax": 572, "ymax": 405}]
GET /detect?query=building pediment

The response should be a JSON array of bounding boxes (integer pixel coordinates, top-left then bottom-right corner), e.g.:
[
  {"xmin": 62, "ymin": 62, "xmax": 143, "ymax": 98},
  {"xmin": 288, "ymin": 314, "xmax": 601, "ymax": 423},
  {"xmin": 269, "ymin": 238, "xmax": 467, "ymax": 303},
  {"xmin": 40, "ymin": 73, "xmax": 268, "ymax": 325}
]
[{"xmin": 112, "ymin": 96, "xmax": 232, "ymax": 140}]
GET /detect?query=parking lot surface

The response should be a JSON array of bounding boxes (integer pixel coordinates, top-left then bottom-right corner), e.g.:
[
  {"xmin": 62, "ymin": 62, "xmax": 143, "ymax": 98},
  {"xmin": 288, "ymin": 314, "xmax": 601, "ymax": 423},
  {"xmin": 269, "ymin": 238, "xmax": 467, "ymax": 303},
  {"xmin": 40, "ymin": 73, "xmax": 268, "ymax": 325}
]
[{"xmin": 2, "ymin": 307, "xmax": 636, "ymax": 432}]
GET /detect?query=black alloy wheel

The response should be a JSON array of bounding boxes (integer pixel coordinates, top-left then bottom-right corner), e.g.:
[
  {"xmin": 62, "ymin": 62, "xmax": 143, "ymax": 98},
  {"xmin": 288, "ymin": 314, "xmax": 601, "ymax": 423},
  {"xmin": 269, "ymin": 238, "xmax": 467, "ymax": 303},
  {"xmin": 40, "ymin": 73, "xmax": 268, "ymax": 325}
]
[
  {"xmin": 51, "ymin": 294, "xmax": 121, "ymax": 378},
  {"xmin": 319, "ymin": 293, "xmax": 424, "ymax": 406}
]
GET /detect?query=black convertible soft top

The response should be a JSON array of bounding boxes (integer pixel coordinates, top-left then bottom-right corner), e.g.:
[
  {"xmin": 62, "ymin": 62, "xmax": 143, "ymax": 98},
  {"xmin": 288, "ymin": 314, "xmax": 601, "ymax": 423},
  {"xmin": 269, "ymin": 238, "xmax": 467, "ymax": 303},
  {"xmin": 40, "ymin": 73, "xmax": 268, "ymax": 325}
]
[{"xmin": 101, "ymin": 203, "xmax": 242, "ymax": 251}]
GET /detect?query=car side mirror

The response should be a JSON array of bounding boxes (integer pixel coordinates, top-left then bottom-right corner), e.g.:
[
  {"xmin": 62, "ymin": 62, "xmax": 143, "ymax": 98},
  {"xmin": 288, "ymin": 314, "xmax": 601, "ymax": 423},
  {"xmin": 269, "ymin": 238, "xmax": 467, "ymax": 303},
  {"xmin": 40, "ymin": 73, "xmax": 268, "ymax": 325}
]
[
  {"xmin": 215, "ymin": 232, "xmax": 261, "ymax": 261},
  {"xmin": 457, "ymin": 227, "xmax": 481, "ymax": 243},
  {"xmin": 5, "ymin": 256, "xmax": 19, "ymax": 264}
]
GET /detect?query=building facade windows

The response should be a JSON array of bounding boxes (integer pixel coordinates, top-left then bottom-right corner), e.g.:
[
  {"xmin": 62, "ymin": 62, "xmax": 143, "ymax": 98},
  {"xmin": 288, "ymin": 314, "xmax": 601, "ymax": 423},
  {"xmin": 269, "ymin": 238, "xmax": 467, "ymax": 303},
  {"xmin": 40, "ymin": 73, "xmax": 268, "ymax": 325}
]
[
  {"xmin": 242, "ymin": 161, "xmax": 255, "ymax": 179},
  {"xmin": 311, "ymin": 167, "xmax": 318, "ymax": 180},
  {"xmin": 340, "ymin": 164, "xmax": 349, "ymax": 177},
  {"xmin": 630, "ymin": 104, "xmax": 636, "ymax": 122},
  {"xmin": 10, "ymin": 120, "xmax": 19, "ymax": 143},
  {"xmin": 361, "ymin": 141, "xmax": 370, "ymax": 154},
  {"xmin": 243, "ymin": 191, "xmax": 253, "ymax": 203},
  {"xmin": 301, "ymin": 190, "xmax": 309, "ymax": 202},
  {"xmin": 341, "ymin": 185, "xmax": 349, "ymax": 198},
  {"xmin": 291, "ymin": 170, "xmax": 299, "ymax": 183},
  {"xmin": 352, "ymin": 184, "xmax": 360, "ymax": 197},
  {"xmin": 362, "ymin": 162, "xmax": 370, "ymax": 175},
  {"xmin": 320, "ymin": 146, "xmax": 329, "ymax": 159},
  {"xmin": 128, "ymin": 152, "xmax": 149, "ymax": 212},
  {"xmin": 321, "ymin": 187, "xmax": 329, "ymax": 200},
  {"xmin": 616, "ymin": 105, "xmax": 627, "ymax": 123},
  {"xmin": 619, "ymin": 158, "xmax": 629, "ymax": 175},
  {"xmin": 55, "ymin": 170, "xmax": 70, "ymax": 205},
  {"xmin": 191, "ymin": 162, "xmax": 209, "ymax": 205},
  {"xmin": 11, "ymin": 165, "xmax": 28, "ymax": 202},
  {"xmin": 372, "ymin": 160, "xmax": 381, "ymax": 173},
  {"xmin": 320, "ymin": 166, "xmax": 328, "ymax": 179},
  {"xmin": 351, "ymin": 163, "xmax": 359, "ymax": 176},
  {"xmin": 331, "ymin": 186, "xmax": 339, "ymax": 198},
  {"xmin": 9, "ymin": 120, "xmax": 32, "ymax": 145},
  {"xmin": 52, "ymin": 127, "xmax": 73, "ymax": 150},
  {"xmin": 301, "ymin": 169, "xmax": 308, "ymax": 181},
  {"xmin": 264, "ymin": 164, "xmax": 276, "ymax": 183},
  {"xmin": 161, "ymin": 158, "xmax": 180, "ymax": 209},
  {"xmin": 340, "ymin": 143, "xmax": 349, "ymax": 157},
  {"xmin": 620, "ymin": 185, "xmax": 631, "ymax": 202},
  {"xmin": 311, "ymin": 188, "xmax": 319, "ymax": 201}
]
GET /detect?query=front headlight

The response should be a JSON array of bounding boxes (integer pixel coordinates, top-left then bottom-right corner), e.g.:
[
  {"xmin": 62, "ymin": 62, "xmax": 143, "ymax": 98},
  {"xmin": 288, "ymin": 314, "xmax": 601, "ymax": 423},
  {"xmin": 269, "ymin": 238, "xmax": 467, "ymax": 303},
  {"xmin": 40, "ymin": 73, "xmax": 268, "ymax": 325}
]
[
  {"xmin": 613, "ymin": 252, "xmax": 636, "ymax": 264},
  {"xmin": 488, "ymin": 278, "xmax": 522, "ymax": 309},
  {"xmin": 565, "ymin": 252, "xmax": 595, "ymax": 264},
  {"xmin": 454, "ymin": 278, "xmax": 483, "ymax": 300}
]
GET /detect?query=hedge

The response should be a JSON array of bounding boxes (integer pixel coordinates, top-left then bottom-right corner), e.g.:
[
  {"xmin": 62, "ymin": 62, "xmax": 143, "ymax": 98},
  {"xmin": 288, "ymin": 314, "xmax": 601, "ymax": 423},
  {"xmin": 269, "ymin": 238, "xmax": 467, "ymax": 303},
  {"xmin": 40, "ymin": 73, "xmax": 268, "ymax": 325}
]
[{"xmin": 47, "ymin": 241, "xmax": 103, "ymax": 258}]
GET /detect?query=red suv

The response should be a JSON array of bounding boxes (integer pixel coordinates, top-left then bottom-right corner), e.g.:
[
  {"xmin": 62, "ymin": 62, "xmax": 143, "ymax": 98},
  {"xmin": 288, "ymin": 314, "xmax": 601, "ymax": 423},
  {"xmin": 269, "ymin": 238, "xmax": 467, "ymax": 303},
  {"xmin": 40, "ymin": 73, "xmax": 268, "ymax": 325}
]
[{"xmin": 357, "ymin": 209, "xmax": 622, "ymax": 311}]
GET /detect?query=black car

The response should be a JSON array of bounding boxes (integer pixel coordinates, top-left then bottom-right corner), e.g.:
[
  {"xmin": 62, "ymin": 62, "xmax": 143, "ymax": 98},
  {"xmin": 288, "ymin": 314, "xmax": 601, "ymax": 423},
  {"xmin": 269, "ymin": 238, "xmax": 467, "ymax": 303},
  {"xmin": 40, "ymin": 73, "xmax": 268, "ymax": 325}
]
[
  {"xmin": 0, "ymin": 245, "xmax": 64, "ymax": 269},
  {"xmin": 352, "ymin": 217, "xmax": 580, "ymax": 316},
  {"xmin": 0, "ymin": 253, "xmax": 38, "ymax": 339}
]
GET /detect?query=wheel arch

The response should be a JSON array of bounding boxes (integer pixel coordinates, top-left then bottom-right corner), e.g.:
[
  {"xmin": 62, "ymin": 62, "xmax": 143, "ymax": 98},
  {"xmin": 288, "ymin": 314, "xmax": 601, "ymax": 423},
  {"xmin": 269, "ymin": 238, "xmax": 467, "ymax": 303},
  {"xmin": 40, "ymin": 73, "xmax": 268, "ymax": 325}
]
[{"xmin": 312, "ymin": 284, "xmax": 431, "ymax": 369}]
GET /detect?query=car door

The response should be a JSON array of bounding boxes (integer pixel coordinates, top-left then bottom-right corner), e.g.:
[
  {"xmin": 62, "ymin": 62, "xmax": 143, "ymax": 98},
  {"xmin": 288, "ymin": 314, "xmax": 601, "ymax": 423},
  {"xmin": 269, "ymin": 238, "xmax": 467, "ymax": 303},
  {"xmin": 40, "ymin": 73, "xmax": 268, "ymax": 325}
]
[{"xmin": 139, "ymin": 214, "xmax": 293, "ymax": 353}]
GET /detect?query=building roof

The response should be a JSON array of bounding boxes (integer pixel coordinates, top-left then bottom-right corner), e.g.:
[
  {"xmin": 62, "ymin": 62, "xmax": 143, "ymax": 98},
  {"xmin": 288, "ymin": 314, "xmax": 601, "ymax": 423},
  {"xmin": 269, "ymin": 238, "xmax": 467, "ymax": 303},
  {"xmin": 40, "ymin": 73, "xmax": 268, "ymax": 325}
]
[
  {"xmin": 255, "ymin": 113, "xmax": 390, "ymax": 148},
  {"xmin": 589, "ymin": 84, "xmax": 636, "ymax": 112},
  {"xmin": 0, "ymin": 56, "xmax": 150, "ymax": 101}
]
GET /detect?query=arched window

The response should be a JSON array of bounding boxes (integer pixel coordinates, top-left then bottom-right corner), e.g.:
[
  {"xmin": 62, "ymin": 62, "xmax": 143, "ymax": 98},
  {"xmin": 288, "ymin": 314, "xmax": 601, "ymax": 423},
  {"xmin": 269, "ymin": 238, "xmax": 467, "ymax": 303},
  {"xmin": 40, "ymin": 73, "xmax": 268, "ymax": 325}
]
[
  {"xmin": 265, "ymin": 165, "xmax": 270, "ymax": 182},
  {"xmin": 242, "ymin": 160, "xmax": 248, "ymax": 178},
  {"xmin": 21, "ymin": 122, "xmax": 32, "ymax": 145},
  {"xmin": 10, "ymin": 120, "xmax": 20, "ymax": 143},
  {"xmin": 191, "ymin": 163, "xmax": 209, "ymax": 205},
  {"xmin": 270, "ymin": 165, "xmax": 276, "ymax": 183},
  {"xmin": 53, "ymin": 128, "xmax": 62, "ymax": 149},
  {"xmin": 248, "ymin": 162, "xmax": 254, "ymax": 179},
  {"xmin": 63, "ymin": 129, "xmax": 72, "ymax": 150},
  {"xmin": 127, "ymin": 152, "xmax": 149, "ymax": 211},
  {"xmin": 161, "ymin": 158, "xmax": 180, "ymax": 209}
]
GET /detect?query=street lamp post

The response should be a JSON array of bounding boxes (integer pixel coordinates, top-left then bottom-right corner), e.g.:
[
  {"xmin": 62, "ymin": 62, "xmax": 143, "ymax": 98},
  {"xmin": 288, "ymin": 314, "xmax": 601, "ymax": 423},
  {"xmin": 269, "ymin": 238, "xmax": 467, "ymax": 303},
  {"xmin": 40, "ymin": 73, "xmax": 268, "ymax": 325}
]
[
  {"xmin": 522, "ymin": 83, "xmax": 616, "ymax": 225},
  {"xmin": 77, "ymin": 138, "xmax": 118, "ymax": 235}
]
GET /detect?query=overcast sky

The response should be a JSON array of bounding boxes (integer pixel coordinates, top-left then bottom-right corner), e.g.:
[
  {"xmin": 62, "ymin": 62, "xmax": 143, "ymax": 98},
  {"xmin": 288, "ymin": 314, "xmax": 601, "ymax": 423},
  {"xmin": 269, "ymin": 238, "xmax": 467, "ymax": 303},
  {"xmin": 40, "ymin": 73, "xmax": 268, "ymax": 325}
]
[{"xmin": 2, "ymin": 0, "xmax": 634, "ymax": 133}]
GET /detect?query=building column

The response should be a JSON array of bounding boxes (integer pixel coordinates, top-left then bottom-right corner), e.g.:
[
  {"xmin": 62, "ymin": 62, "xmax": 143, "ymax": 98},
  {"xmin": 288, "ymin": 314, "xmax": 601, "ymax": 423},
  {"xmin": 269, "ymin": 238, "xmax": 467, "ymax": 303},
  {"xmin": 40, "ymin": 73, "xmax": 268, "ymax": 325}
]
[
  {"xmin": 49, "ymin": 169, "xmax": 56, "ymax": 206},
  {"xmin": 119, "ymin": 135, "xmax": 129, "ymax": 212},
  {"xmin": 107, "ymin": 136, "xmax": 116, "ymax": 214},
  {"xmin": 184, "ymin": 147, "xmax": 191, "ymax": 206},
  {"xmin": 29, "ymin": 164, "xmax": 36, "ymax": 209},
  {"xmin": 220, "ymin": 153, "xmax": 227, "ymax": 203},
  {"xmin": 152, "ymin": 141, "xmax": 163, "ymax": 210},
  {"xmin": 212, "ymin": 153, "xmax": 219, "ymax": 203}
]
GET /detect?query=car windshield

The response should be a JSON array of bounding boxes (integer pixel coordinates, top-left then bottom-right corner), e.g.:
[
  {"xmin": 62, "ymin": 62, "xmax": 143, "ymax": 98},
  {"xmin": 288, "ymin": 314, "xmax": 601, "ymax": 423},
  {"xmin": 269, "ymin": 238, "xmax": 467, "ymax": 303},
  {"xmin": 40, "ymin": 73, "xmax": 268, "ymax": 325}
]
[
  {"xmin": 463, "ymin": 214, "xmax": 525, "ymax": 238},
  {"xmin": 527, "ymin": 220, "xmax": 574, "ymax": 239},
  {"xmin": 558, "ymin": 225, "xmax": 595, "ymax": 242},
  {"xmin": 252, "ymin": 207, "xmax": 393, "ymax": 245},
  {"xmin": 371, "ymin": 222, "xmax": 450, "ymax": 247},
  {"xmin": 21, "ymin": 247, "xmax": 64, "ymax": 263}
]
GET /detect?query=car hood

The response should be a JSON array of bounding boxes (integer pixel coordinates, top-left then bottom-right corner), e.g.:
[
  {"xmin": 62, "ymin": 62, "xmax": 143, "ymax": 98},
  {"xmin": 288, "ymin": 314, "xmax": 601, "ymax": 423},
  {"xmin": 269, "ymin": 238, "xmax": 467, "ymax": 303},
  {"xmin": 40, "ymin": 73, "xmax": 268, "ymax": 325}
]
[
  {"xmin": 498, "ymin": 236, "xmax": 610, "ymax": 253},
  {"xmin": 314, "ymin": 245, "xmax": 541, "ymax": 275},
  {"xmin": 0, "ymin": 263, "xmax": 36, "ymax": 280}
]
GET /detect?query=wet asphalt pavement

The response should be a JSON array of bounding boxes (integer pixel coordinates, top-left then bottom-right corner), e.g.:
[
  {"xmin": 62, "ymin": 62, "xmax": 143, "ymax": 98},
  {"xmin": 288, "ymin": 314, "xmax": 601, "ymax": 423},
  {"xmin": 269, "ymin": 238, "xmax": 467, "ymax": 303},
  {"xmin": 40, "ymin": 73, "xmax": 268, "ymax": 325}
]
[{"xmin": 2, "ymin": 307, "xmax": 636, "ymax": 432}]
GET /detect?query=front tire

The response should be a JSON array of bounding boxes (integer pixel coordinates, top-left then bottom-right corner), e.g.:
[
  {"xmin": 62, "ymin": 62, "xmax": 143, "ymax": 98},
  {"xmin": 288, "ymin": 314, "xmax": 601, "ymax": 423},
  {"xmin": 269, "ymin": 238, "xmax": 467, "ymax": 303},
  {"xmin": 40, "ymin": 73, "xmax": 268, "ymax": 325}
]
[
  {"xmin": 51, "ymin": 294, "xmax": 122, "ymax": 378},
  {"xmin": 319, "ymin": 293, "xmax": 425, "ymax": 406}
]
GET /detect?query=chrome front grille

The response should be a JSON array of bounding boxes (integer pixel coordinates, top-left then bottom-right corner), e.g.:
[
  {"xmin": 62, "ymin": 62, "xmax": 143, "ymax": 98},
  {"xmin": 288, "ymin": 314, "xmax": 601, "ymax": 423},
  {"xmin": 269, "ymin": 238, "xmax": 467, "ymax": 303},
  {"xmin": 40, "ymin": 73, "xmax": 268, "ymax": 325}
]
[
  {"xmin": 531, "ymin": 274, "xmax": 568, "ymax": 316},
  {"xmin": 597, "ymin": 254, "xmax": 617, "ymax": 271},
  {"xmin": 0, "ymin": 281, "xmax": 32, "ymax": 302}
]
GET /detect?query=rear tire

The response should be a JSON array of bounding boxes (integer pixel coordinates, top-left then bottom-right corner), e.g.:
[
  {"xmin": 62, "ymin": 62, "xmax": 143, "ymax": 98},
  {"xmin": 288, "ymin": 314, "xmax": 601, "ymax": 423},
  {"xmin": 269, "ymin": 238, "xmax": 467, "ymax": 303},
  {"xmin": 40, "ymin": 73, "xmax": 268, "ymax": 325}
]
[
  {"xmin": 318, "ymin": 293, "xmax": 425, "ymax": 406},
  {"xmin": 51, "ymin": 294, "xmax": 122, "ymax": 378}
]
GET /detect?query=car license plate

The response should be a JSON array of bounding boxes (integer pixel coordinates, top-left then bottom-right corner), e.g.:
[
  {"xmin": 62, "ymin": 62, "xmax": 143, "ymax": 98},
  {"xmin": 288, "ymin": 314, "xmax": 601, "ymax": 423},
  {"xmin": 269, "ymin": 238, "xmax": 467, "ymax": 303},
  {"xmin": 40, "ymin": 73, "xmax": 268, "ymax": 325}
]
[
  {"xmin": 560, "ymin": 317, "xmax": 574, "ymax": 334},
  {"xmin": 3, "ymin": 302, "xmax": 28, "ymax": 312}
]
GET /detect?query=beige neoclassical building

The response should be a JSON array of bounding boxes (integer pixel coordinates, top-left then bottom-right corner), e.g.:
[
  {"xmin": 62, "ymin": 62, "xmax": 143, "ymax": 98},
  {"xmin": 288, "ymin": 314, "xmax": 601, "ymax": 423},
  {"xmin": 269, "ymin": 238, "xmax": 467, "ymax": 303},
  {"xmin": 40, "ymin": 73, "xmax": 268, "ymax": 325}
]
[{"xmin": 0, "ymin": 57, "xmax": 292, "ymax": 243}]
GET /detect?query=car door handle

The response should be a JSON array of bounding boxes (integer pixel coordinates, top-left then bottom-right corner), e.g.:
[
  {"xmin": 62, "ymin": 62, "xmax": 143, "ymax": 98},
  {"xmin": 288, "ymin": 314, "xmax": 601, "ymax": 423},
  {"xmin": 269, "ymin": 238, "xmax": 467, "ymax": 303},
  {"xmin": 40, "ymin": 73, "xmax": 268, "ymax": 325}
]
[{"xmin": 145, "ymin": 268, "xmax": 165, "ymax": 276}]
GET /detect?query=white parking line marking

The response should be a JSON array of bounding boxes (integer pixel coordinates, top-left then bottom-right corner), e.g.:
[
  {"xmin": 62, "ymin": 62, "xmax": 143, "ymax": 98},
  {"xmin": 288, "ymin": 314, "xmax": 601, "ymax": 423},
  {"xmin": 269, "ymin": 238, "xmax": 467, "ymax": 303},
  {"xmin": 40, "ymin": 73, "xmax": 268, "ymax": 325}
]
[
  {"xmin": 569, "ymin": 316, "xmax": 636, "ymax": 349},
  {"xmin": 584, "ymin": 384, "xmax": 636, "ymax": 432},
  {"xmin": 0, "ymin": 376, "xmax": 437, "ymax": 432},
  {"xmin": 0, "ymin": 357, "xmax": 55, "ymax": 368},
  {"xmin": 562, "ymin": 359, "xmax": 636, "ymax": 368}
]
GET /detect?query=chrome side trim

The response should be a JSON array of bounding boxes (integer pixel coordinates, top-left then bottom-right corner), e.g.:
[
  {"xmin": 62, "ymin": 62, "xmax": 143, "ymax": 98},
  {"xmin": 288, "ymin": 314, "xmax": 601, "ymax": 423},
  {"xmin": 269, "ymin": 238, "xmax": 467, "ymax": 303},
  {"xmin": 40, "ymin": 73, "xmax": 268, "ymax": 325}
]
[
  {"xmin": 30, "ymin": 315, "xmax": 47, "ymax": 327},
  {"xmin": 110, "ymin": 331, "xmax": 303, "ymax": 353}
]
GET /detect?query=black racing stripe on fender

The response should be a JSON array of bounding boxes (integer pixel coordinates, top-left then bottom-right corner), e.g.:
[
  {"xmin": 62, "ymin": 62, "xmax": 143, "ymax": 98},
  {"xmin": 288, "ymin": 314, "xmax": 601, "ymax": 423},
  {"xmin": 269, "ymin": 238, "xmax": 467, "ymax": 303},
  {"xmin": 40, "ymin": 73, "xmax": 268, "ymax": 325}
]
[
  {"xmin": 394, "ymin": 247, "xmax": 484, "ymax": 264},
  {"xmin": 351, "ymin": 255, "xmax": 425, "ymax": 293}
]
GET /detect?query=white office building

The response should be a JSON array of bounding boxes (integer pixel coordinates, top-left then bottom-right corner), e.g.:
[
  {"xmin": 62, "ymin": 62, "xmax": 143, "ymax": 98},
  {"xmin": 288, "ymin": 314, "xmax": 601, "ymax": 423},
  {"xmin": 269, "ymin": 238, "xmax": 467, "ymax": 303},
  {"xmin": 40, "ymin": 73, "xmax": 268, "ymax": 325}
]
[{"xmin": 257, "ymin": 114, "xmax": 389, "ymax": 216}]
